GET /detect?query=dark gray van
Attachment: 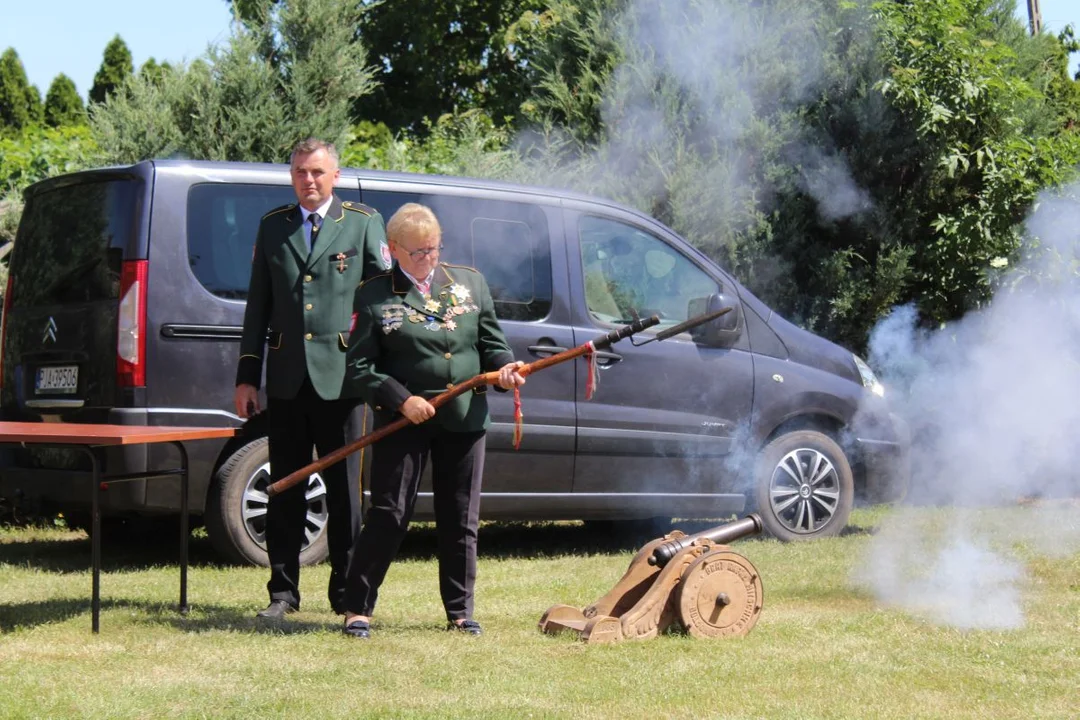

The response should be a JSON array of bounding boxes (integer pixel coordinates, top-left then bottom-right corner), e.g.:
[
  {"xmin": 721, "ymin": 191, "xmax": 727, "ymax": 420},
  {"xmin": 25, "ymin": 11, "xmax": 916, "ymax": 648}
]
[{"xmin": 0, "ymin": 160, "xmax": 909, "ymax": 564}]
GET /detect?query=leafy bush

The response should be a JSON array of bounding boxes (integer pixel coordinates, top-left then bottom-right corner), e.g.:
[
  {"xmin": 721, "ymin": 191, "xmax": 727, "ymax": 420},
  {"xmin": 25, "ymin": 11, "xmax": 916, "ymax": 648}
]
[{"xmin": 91, "ymin": 0, "xmax": 377, "ymax": 164}]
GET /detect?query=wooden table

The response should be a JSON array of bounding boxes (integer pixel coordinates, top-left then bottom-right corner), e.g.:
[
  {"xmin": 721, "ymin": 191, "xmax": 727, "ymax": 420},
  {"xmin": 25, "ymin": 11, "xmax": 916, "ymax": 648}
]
[{"xmin": 0, "ymin": 422, "xmax": 238, "ymax": 632}]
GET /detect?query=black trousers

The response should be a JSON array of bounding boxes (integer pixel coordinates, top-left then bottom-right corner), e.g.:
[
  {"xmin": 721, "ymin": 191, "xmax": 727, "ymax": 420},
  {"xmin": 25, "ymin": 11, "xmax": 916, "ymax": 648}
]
[
  {"xmin": 265, "ymin": 377, "xmax": 363, "ymax": 611},
  {"xmin": 344, "ymin": 423, "xmax": 486, "ymax": 621}
]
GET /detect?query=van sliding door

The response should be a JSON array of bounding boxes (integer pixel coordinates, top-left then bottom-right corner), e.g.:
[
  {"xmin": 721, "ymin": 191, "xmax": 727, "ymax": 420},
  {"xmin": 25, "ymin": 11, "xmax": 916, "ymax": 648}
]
[
  {"xmin": 565, "ymin": 208, "xmax": 753, "ymax": 518},
  {"xmin": 359, "ymin": 187, "xmax": 576, "ymax": 515}
]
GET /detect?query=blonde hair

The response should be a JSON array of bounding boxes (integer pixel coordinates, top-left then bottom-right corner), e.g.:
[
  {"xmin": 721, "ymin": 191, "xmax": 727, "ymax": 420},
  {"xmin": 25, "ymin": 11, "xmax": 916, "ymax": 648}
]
[{"xmin": 386, "ymin": 203, "xmax": 442, "ymax": 246}]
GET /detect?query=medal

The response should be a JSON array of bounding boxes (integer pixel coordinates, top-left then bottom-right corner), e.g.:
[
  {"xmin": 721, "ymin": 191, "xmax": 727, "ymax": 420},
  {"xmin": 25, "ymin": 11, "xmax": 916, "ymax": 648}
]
[{"xmin": 450, "ymin": 284, "xmax": 471, "ymax": 303}]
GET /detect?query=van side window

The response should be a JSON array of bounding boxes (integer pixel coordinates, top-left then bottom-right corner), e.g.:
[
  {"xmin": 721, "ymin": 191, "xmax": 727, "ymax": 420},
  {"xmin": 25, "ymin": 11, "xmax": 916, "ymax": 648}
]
[
  {"xmin": 578, "ymin": 216, "xmax": 718, "ymax": 326},
  {"xmin": 186, "ymin": 183, "xmax": 360, "ymax": 299},
  {"xmin": 363, "ymin": 190, "xmax": 552, "ymax": 321}
]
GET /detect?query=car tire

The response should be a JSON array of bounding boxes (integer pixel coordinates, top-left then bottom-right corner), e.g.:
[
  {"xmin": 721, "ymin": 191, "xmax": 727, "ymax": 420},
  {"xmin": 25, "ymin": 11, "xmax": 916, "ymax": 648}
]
[
  {"xmin": 205, "ymin": 437, "xmax": 330, "ymax": 567},
  {"xmin": 753, "ymin": 430, "xmax": 853, "ymax": 541}
]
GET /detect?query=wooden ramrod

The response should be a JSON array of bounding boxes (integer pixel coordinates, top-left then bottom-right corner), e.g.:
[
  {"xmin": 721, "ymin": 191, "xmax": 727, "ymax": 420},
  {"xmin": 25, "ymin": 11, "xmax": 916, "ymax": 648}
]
[{"xmin": 266, "ymin": 308, "xmax": 732, "ymax": 498}]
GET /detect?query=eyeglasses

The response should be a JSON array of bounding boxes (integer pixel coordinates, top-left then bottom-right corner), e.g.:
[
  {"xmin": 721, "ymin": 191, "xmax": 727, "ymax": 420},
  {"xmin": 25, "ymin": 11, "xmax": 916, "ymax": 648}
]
[{"xmin": 399, "ymin": 244, "xmax": 444, "ymax": 260}]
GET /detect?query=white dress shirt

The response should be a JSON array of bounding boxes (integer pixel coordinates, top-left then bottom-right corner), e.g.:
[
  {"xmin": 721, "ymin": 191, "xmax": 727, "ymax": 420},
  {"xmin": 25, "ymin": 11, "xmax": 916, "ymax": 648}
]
[{"xmin": 299, "ymin": 197, "xmax": 334, "ymax": 253}]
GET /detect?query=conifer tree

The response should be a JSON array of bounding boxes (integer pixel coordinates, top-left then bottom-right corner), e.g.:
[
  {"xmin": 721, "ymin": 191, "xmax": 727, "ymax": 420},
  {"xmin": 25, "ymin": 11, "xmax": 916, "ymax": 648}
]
[
  {"xmin": 0, "ymin": 48, "xmax": 37, "ymax": 131},
  {"xmin": 44, "ymin": 74, "xmax": 86, "ymax": 127},
  {"xmin": 89, "ymin": 35, "xmax": 133, "ymax": 104},
  {"xmin": 93, "ymin": 0, "xmax": 377, "ymax": 163}
]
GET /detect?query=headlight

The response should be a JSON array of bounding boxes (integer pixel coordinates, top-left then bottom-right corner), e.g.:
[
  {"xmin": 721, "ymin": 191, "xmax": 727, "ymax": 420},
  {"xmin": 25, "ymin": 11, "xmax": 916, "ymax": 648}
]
[{"xmin": 853, "ymin": 355, "xmax": 885, "ymax": 397}]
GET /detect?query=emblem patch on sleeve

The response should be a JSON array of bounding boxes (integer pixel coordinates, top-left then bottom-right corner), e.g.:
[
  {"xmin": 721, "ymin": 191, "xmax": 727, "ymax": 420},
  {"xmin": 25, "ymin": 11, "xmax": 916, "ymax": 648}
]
[{"xmin": 380, "ymin": 241, "xmax": 392, "ymax": 269}]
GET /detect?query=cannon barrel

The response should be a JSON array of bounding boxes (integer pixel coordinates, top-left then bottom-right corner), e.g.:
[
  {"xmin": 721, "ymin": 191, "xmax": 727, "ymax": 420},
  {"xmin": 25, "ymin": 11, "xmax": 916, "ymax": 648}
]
[{"xmin": 648, "ymin": 514, "xmax": 763, "ymax": 567}]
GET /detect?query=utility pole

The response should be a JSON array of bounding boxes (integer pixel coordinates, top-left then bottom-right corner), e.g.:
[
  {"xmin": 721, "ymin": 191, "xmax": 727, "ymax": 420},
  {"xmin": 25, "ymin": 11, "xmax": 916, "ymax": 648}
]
[{"xmin": 1027, "ymin": 0, "xmax": 1042, "ymax": 35}]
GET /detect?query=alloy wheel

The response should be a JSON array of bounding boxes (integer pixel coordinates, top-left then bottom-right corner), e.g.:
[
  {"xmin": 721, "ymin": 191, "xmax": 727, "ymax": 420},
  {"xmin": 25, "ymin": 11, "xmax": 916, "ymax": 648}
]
[
  {"xmin": 240, "ymin": 461, "xmax": 329, "ymax": 551},
  {"xmin": 768, "ymin": 448, "xmax": 842, "ymax": 535}
]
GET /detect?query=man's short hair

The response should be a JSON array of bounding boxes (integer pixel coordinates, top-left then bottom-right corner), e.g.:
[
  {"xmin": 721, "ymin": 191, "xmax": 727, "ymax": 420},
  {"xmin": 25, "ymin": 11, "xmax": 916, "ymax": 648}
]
[
  {"xmin": 386, "ymin": 203, "xmax": 441, "ymax": 245},
  {"xmin": 290, "ymin": 138, "xmax": 339, "ymax": 167}
]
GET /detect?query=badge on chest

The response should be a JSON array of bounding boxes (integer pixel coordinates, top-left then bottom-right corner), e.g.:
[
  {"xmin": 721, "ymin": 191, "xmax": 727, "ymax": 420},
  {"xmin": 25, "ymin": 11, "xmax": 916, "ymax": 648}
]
[{"xmin": 380, "ymin": 282, "xmax": 479, "ymax": 336}]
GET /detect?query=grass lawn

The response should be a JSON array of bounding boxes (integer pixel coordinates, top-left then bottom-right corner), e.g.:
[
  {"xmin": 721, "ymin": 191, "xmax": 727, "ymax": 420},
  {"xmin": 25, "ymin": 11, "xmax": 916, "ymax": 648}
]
[{"xmin": 1, "ymin": 504, "xmax": 1077, "ymax": 719}]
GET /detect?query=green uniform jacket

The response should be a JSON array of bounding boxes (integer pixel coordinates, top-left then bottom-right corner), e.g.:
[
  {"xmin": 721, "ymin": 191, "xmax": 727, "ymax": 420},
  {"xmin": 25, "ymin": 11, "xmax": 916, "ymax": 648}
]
[
  {"xmin": 236, "ymin": 195, "xmax": 391, "ymax": 400},
  {"xmin": 347, "ymin": 263, "xmax": 515, "ymax": 432}
]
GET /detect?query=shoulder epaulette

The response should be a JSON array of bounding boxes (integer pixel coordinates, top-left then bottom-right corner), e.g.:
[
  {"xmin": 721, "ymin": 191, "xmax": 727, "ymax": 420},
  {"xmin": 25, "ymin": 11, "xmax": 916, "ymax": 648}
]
[
  {"xmin": 441, "ymin": 262, "xmax": 480, "ymax": 273},
  {"xmin": 357, "ymin": 271, "xmax": 392, "ymax": 290},
  {"xmin": 343, "ymin": 201, "xmax": 376, "ymax": 216},
  {"xmin": 261, "ymin": 203, "xmax": 295, "ymax": 220}
]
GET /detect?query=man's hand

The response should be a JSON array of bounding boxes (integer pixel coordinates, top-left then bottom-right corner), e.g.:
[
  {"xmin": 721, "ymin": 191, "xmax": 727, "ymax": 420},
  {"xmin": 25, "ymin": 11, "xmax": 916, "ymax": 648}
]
[
  {"xmin": 235, "ymin": 384, "xmax": 260, "ymax": 418},
  {"xmin": 496, "ymin": 361, "xmax": 527, "ymax": 390},
  {"xmin": 400, "ymin": 395, "xmax": 436, "ymax": 424}
]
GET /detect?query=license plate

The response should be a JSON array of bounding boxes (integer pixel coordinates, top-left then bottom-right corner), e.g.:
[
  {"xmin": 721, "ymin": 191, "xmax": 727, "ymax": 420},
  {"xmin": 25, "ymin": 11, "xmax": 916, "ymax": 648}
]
[{"xmin": 35, "ymin": 365, "xmax": 79, "ymax": 394}]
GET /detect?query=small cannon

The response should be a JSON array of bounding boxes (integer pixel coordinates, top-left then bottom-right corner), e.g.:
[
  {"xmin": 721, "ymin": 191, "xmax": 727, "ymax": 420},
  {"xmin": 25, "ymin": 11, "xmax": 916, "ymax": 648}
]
[{"xmin": 539, "ymin": 514, "xmax": 764, "ymax": 643}]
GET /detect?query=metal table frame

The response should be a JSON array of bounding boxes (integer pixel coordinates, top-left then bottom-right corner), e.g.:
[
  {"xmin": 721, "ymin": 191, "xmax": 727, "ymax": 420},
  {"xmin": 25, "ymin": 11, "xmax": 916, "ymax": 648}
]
[{"xmin": 0, "ymin": 422, "xmax": 237, "ymax": 632}]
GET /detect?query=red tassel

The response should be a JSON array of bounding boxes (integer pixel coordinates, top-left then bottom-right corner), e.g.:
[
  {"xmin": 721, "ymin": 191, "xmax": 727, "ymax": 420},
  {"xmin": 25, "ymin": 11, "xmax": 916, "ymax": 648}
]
[
  {"xmin": 584, "ymin": 342, "xmax": 599, "ymax": 400},
  {"xmin": 512, "ymin": 386, "xmax": 524, "ymax": 450}
]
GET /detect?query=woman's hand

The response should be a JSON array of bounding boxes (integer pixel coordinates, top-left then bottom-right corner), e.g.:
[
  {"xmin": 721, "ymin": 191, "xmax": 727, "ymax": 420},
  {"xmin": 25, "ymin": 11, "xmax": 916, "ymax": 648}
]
[
  {"xmin": 400, "ymin": 395, "xmax": 436, "ymax": 424},
  {"xmin": 496, "ymin": 361, "xmax": 527, "ymax": 390}
]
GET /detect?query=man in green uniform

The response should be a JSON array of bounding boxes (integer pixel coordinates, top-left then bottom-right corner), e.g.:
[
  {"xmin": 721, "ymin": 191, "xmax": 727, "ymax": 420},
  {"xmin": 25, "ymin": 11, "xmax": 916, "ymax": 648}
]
[
  {"xmin": 234, "ymin": 138, "xmax": 391, "ymax": 620},
  {"xmin": 340, "ymin": 203, "xmax": 525, "ymax": 639}
]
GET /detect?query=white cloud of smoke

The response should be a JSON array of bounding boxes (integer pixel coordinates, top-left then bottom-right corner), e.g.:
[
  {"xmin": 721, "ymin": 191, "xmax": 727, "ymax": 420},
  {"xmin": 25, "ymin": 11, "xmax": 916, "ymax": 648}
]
[
  {"xmin": 853, "ymin": 183, "xmax": 1080, "ymax": 629},
  {"xmin": 527, "ymin": 1, "xmax": 1079, "ymax": 631},
  {"xmin": 536, "ymin": 0, "xmax": 874, "ymax": 241}
]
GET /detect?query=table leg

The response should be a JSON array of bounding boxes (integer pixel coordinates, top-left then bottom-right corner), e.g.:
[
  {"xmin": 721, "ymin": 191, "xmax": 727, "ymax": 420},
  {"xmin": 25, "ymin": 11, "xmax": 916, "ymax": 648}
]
[
  {"xmin": 175, "ymin": 441, "xmax": 190, "ymax": 615},
  {"xmin": 88, "ymin": 449, "xmax": 102, "ymax": 634}
]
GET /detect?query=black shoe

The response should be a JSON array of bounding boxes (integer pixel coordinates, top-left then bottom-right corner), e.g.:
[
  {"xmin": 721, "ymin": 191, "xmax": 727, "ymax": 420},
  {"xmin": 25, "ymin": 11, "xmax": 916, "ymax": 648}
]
[
  {"xmin": 343, "ymin": 619, "xmax": 371, "ymax": 639},
  {"xmin": 256, "ymin": 600, "xmax": 297, "ymax": 620},
  {"xmin": 447, "ymin": 619, "xmax": 482, "ymax": 635}
]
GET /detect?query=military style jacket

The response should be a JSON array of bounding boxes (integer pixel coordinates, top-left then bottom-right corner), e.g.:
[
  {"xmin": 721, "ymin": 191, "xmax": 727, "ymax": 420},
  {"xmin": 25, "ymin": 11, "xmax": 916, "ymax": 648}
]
[
  {"xmin": 236, "ymin": 195, "xmax": 391, "ymax": 400},
  {"xmin": 346, "ymin": 263, "xmax": 515, "ymax": 432}
]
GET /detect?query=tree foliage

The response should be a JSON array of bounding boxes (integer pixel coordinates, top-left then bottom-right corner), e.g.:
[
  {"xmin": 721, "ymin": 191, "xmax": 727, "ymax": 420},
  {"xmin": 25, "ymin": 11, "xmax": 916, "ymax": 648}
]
[
  {"xmin": 0, "ymin": 125, "xmax": 101, "ymax": 288},
  {"xmin": 0, "ymin": 48, "xmax": 39, "ymax": 133},
  {"xmin": 44, "ymin": 74, "xmax": 86, "ymax": 127},
  {"xmin": 351, "ymin": 0, "xmax": 549, "ymax": 133},
  {"xmin": 89, "ymin": 35, "xmax": 134, "ymax": 105},
  {"xmin": 509, "ymin": 0, "xmax": 1080, "ymax": 350},
  {"xmin": 342, "ymin": 110, "xmax": 521, "ymax": 178},
  {"xmin": 873, "ymin": 0, "xmax": 1080, "ymax": 323},
  {"xmin": 138, "ymin": 58, "xmax": 174, "ymax": 86},
  {"xmin": 92, "ymin": 0, "xmax": 378, "ymax": 164}
]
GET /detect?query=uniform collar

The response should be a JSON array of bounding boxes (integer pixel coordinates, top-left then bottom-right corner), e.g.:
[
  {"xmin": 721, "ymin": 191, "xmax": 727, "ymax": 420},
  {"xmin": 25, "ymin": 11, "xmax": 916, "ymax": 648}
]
[
  {"xmin": 392, "ymin": 264, "xmax": 456, "ymax": 314},
  {"xmin": 299, "ymin": 196, "xmax": 334, "ymax": 224},
  {"xmin": 399, "ymin": 266, "xmax": 435, "ymax": 291}
]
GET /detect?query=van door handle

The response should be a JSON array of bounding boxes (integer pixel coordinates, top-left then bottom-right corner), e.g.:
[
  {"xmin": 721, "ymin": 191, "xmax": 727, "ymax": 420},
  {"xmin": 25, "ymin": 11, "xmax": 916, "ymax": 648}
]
[
  {"xmin": 527, "ymin": 345, "xmax": 567, "ymax": 357},
  {"xmin": 593, "ymin": 350, "xmax": 623, "ymax": 367}
]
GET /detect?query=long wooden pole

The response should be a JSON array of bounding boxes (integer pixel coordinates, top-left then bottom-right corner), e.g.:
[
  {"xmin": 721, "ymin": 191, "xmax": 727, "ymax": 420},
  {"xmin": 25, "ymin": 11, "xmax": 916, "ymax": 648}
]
[{"xmin": 266, "ymin": 314, "xmax": 662, "ymax": 497}]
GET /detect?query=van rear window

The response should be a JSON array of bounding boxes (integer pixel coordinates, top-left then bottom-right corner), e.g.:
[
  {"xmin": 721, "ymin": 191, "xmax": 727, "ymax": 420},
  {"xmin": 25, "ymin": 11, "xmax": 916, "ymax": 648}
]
[{"xmin": 10, "ymin": 179, "xmax": 137, "ymax": 307}]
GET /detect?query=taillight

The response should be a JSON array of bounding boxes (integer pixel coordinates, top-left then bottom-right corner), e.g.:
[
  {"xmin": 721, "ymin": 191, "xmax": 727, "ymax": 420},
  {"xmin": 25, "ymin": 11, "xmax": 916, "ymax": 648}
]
[
  {"xmin": 0, "ymin": 275, "xmax": 13, "ymax": 392},
  {"xmin": 117, "ymin": 260, "xmax": 147, "ymax": 387}
]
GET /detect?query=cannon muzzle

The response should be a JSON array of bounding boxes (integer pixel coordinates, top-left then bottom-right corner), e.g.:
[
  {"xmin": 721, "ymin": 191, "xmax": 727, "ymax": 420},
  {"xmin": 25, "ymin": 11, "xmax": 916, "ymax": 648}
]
[{"xmin": 648, "ymin": 513, "xmax": 762, "ymax": 567}]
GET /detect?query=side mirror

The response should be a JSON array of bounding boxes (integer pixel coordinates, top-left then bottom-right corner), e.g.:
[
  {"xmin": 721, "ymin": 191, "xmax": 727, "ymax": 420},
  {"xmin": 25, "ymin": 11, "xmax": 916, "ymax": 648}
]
[{"xmin": 687, "ymin": 293, "xmax": 741, "ymax": 347}]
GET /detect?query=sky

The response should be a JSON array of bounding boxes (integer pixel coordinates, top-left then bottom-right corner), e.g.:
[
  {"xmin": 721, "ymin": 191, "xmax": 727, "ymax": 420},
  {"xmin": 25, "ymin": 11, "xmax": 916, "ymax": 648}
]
[
  {"xmin": 1, "ymin": 0, "xmax": 234, "ymax": 100},
  {"xmin": 0, "ymin": 0, "xmax": 1078, "ymax": 101}
]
